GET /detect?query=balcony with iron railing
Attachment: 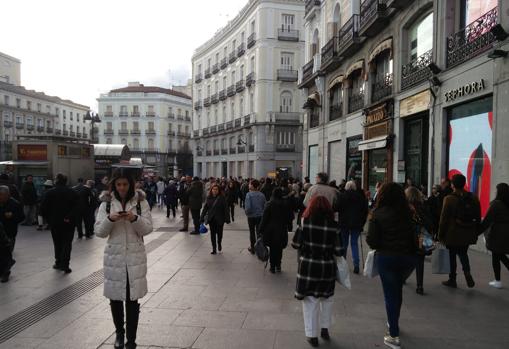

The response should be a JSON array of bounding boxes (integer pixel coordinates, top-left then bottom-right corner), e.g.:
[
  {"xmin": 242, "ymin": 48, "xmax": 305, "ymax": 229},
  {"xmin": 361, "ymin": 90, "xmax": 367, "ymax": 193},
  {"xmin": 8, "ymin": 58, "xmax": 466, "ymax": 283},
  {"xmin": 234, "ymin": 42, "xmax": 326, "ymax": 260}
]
[
  {"xmin": 193, "ymin": 130, "xmax": 199, "ymax": 137},
  {"xmin": 168, "ymin": 112, "xmax": 175, "ymax": 119},
  {"xmin": 194, "ymin": 101, "xmax": 202, "ymax": 110},
  {"xmin": 348, "ymin": 91, "xmax": 365, "ymax": 113},
  {"xmin": 276, "ymin": 144, "xmax": 296, "ymax": 152},
  {"xmin": 213, "ymin": 149, "xmax": 220, "ymax": 155},
  {"xmin": 269, "ymin": 112, "xmax": 301, "ymax": 125},
  {"xmin": 329, "ymin": 104, "xmax": 343, "ymax": 121},
  {"xmin": 301, "ymin": 59, "xmax": 315, "ymax": 84},
  {"xmin": 230, "ymin": 147, "xmax": 237, "ymax": 154},
  {"xmin": 221, "ymin": 148, "xmax": 228, "ymax": 155},
  {"xmin": 104, "ymin": 111, "xmax": 113, "ymax": 117},
  {"xmin": 167, "ymin": 130, "xmax": 176, "ymax": 136},
  {"xmin": 321, "ymin": 36, "xmax": 341, "ymax": 72},
  {"xmin": 130, "ymin": 129, "xmax": 141, "ymax": 135},
  {"xmin": 119, "ymin": 129, "xmax": 129, "ymax": 135},
  {"xmin": 131, "ymin": 111, "xmax": 140, "ymax": 117},
  {"xmin": 63, "ymin": 130, "xmax": 69, "ymax": 136},
  {"xmin": 234, "ymin": 118, "xmax": 242, "ymax": 128},
  {"xmin": 70, "ymin": 131, "xmax": 76, "ymax": 137},
  {"xmin": 76, "ymin": 132, "xmax": 82, "ymax": 138},
  {"xmin": 26, "ymin": 124, "xmax": 34, "ymax": 131},
  {"xmin": 237, "ymin": 43, "xmax": 245, "ymax": 57},
  {"xmin": 246, "ymin": 72, "xmax": 255, "ymax": 87},
  {"xmin": 401, "ymin": 50, "xmax": 432, "ymax": 91},
  {"xmin": 46, "ymin": 127, "xmax": 53, "ymax": 133},
  {"xmin": 237, "ymin": 146, "xmax": 245, "ymax": 153},
  {"xmin": 227, "ymin": 85, "xmax": 236, "ymax": 97},
  {"xmin": 247, "ymin": 33, "xmax": 256, "ymax": 48},
  {"xmin": 226, "ymin": 121, "xmax": 233, "ymax": 129},
  {"xmin": 204, "ymin": 67, "xmax": 211, "ymax": 79},
  {"xmin": 177, "ymin": 114, "xmax": 184, "ymax": 120},
  {"xmin": 249, "ymin": 144, "xmax": 254, "ymax": 152},
  {"xmin": 338, "ymin": 15, "xmax": 361, "ymax": 58},
  {"xmin": 203, "ymin": 97, "xmax": 211, "ymax": 107},
  {"xmin": 203, "ymin": 128, "xmax": 209, "ymax": 135},
  {"xmin": 3, "ymin": 120, "xmax": 13, "ymax": 128},
  {"xmin": 219, "ymin": 90, "xmax": 227, "ymax": 101},
  {"xmin": 229, "ymin": 51, "xmax": 237, "ymax": 63},
  {"xmin": 372, "ymin": 73, "xmax": 393, "ymax": 103},
  {"xmin": 146, "ymin": 112, "xmax": 156, "ymax": 117},
  {"xmin": 209, "ymin": 125, "xmax": 217, "ymax": 133},
  {"xmin": 300, "ymin": 54, "xmax": 321, "ymax": 88},
  {"xmin": 145, "ymin": 129, "xmax": 156, "ymax": 135},
  {"xmin": 446, "ymin": 7, "xmax": 498, "ymax": 69},
  {"xmin": 218, "ymin": 123, "xmax": 225, "ymax": 132},
  {"xmin": 277, "ymin": 69, "xmax": 298, "ymax": 82},
  {"xmin": 305, "ymin": 0, "xmax": 321, "ymax": 19},
  {"xmin": 55, "ymin": 129, "xmax": 61, "ymax": 135},
  {"xmin": 309, "ymin": 113, "xmax": 320, "ymax": 128},
  {"xmin": 119, "ymin": 111, "xmax": 129, "ymax": 117},
  {"xmin": 195, "ymin": 73, "xmax": 203, "ymax": 83},
  {"xmin": 104, "ymin": 129, "xmax": 114, "ymax": 135},
  {"xmin": 244, "ymin": 114, "xmax": 253, "ymax": 125},
  {"xmin": 278, "ymin": 28, "xmax": 299, "ymax": 42},
  {"xmin": 212, "ymin": 63, "xmax": 220, "ymax": 74},
  {"xmin": 220, "ymin": 57, "xmax": 228, "ymax": 69},
  {"xmin": 206, "ymin": 150, "xmax": 212, "ymax": 156},
  {"xmin": 236, "ymin": 80, "xmax": 245, "ymax": 92},
  {"xmin": 359, "ymin": 0, "xmax": 391, "ymax": 38},
  {"xmin": 37, "ymin": 126, "xmax": 44, "ymax": 132},
  {"xmin": 210, "ymin": 93, "xmax": 219, "ymax": 105}
]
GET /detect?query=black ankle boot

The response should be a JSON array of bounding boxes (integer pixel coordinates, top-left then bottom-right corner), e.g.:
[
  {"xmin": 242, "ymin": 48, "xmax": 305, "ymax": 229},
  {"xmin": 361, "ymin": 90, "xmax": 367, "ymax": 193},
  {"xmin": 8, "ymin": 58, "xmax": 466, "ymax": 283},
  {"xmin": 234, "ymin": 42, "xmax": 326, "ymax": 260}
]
[
  {"xmin": 125, "ymin": 301, "xmax": 140, "ymax": 349},
  {"xmin": 110, "ymin": 302, "xmax": 125, "ymax": 349},
  {"xmin": 465, "ymin": 272, "xmax": 475, "ymax": 288}
]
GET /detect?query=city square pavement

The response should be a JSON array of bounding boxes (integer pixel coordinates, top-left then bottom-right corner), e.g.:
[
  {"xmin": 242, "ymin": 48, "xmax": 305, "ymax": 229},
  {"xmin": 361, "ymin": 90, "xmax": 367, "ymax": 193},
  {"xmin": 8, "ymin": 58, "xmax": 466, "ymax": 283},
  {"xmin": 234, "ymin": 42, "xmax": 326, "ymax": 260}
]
[{"xmin": 1, "ymin": 206, "xmax": 508, "ymax": 349}]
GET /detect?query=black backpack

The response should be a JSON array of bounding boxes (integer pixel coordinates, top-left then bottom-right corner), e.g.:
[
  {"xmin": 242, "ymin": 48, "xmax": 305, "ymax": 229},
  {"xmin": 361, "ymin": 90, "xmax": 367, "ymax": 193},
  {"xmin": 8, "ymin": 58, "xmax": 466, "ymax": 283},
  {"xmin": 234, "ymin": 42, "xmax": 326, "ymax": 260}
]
[
  {"xmin": 455, "ymin": 192, "xmax": 479, "ymax": 227},
  {"xmin": 106, "ymin": 201, "xmax": 142, "ymax": 215}
]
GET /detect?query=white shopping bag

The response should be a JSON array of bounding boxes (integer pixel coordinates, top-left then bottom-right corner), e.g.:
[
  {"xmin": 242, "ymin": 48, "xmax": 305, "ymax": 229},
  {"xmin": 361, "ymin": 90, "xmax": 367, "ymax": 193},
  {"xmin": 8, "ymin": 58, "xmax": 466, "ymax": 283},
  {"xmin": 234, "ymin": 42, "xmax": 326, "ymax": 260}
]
[
  {"xmin": 336, "ymin": 257, "xmax": 351, "ymax": 290},
  {"xmin": 363, "ymin": 250, "xmax": 378, "ymax": 278},
  {"xmin": 431, "ymin": 245, "xmax": 450, "ymax": 274}
]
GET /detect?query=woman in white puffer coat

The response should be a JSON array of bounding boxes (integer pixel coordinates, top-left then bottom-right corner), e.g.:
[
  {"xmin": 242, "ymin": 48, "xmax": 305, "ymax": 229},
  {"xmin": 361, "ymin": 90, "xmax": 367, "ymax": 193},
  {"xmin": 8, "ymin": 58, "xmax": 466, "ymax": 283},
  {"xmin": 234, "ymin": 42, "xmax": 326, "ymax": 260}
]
[{"xmin": 95, "ymin": 170, "xmax": 153, "ymax": 349}]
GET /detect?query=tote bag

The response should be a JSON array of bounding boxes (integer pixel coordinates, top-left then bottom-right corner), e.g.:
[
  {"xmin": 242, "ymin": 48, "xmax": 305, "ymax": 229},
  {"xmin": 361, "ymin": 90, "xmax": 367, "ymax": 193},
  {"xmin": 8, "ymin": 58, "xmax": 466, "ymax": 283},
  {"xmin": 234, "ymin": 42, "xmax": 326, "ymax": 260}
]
[{"xmin": 363, "ymin": 250, "xmax": 379, "ymax": 278}]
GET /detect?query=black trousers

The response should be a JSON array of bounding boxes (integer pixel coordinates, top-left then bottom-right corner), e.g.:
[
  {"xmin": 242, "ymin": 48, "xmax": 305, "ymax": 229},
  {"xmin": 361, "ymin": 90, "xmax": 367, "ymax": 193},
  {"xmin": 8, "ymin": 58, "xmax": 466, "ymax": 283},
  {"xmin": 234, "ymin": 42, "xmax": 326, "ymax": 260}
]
[
  {"xmin": 415, "ymin": 254, "xmax": 425, "ymax": 287},
  {"xmin": 247, "ymin": 216, "xmax": 262, "ymax": 249},
  {"xmin": 84, "ymin": 209, "xmax": 95, "ymax": 236},
  {"xmin": 269, "ymin": 246, "xmax": 283, "ymax": 269},
  {"xmin": 229, "ymin": 203, "xmax": 235, "ymax": 221},
  {"xmin": 209, "ymin": 220, "xmax": 224, "ymax": 252},
  {"xmin": 166, "ymin": 203, "xmax": 176, "ymax": 218},
  {"xmin": 51, "ymin": 223, "xmax": 75, "ymax": 268},
  {"xmin": 191, "ymin": 209, "xmax": 201, "ymax": 233},
  {"xmin": 447, "ymin": 245, "xmax": 471, "ymax": 278},
  {"xmin": 0, "ymin": 245, "xmax": 12, "ymax": 276},
  {"xmin": 492, "ymin": 253, "xmax": 509, "ymax": 281},
  {"xmin": 110, "ymin": 272, "xmax": 140, "ymax": 345},
  {"xmin": 75, "ymin": 212, "xmax": 85, "ymax": 238}
]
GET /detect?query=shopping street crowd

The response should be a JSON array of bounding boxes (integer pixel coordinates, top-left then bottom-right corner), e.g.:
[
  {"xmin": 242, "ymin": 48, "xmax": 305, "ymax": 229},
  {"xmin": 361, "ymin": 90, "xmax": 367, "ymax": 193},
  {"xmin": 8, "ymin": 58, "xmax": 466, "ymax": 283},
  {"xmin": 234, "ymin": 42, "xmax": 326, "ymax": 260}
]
[{"xmin": 0, "ymin": 169, "xmax": 508, "ymax": 349}]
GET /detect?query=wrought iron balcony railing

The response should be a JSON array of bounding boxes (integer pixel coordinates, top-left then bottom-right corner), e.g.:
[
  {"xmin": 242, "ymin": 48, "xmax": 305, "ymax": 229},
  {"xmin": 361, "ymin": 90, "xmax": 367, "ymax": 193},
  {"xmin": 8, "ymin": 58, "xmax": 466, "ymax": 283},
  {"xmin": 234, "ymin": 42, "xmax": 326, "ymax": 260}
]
[
  {"xmin": 220, "ymin": 57, "xmax": 228, "ymax": 69},
  {"xmin": 278, "ymin": 29, "xmax": 299, "ymax": 42},
  {"xmin": 309, "ymin": 113, "xmax": 320, "ymax": 128},
  {"xmin": 195, "ymin": 73, "xmax": 203, "ymax": 83},
  {"xmin": 227, "ymin": 85, "xmax": 236, "ymax": 97},
  {"xmin": 229, "ymin": 51, "xmax": 237, "ymax": 64},
  {"xmin": 246, "ymin": 72, "xmax": 255, "ymax": 87},
  {"xmin": 372, "ymin": 73, "xmax": 393, "ymax": 103},
  {"xmin": 204, "ymin": 68, "xmax": 211, "ymax": 79},
  {"xmin": 348, "ymin": 91, "xmax": 365, "ymax": 113},
  {"xmin": 360, "ymin": 0, "xmax": 389, "ymax": 37},
  {"xmin": 305, "ymin": 0, "xmax": 321, "ymax": 17},
  {"xmin": 237, "ymin": 43, "xmax": 246, "ymax": 57},
  {"xmin": 277, "ymin": 69, "xmax": 298, "ymax": 82},
  {"xmin": 338, "ymin": 15, "xmax": 360, "ymax": 57},
  {"xmin": 247, "ymin": 33, "xmax": 256, "ymax": 48},
  {"xmin": 329, "ymin": 104, "xmax": 343, "ymax": 121},
  {"xmin": 211, "ymin": 93, "xmax": 218, "ymax": 104},
  {"xmin": 219, "ymin": 90, "xmax": 227, "ymax": 100},
  {"xmin": 212, "ymin": 63, "xmax": 219, "ymax": 74},
  {"xmin": 234, "ymin": 118, "xmax": 241, "ymax": 128},
  {"xmin": 236, "ymin": 80, "xmax": 245, "ymax": 92},
  {"xmin": 401, "ymin": 50, "xmax": 432, "ymax": 91}
]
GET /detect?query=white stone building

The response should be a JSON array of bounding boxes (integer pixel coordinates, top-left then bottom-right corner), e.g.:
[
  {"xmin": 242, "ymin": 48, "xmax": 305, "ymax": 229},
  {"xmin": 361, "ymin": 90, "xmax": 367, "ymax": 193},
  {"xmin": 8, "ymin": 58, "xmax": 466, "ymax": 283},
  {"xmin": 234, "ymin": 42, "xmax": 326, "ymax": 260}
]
[
  {"xmin": 0, "ymin": 52, "xmax": 90, "ymax": 161},
  {"xmin": 97, "ymin": 82, "xmax": 193, "ymax": 177},
  {"xmin": 192, "ymin": 0, "xmax": 306, "ymax": 179}
]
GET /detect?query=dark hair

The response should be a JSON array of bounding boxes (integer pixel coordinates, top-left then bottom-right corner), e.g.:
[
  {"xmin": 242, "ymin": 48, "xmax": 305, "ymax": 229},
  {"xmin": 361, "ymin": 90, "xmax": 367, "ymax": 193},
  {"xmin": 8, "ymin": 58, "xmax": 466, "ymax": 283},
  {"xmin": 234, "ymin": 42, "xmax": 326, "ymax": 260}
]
[
  {"xmin": 0, "ymin": 174, "xmax": 9, "ymax": 180},
  {"xmin": 250, "ymin": 179, "xmax": 260, "ymax": 189},
  {"xmin": 302, "ymin": 196, "xmax": 334, "ymax": 221},
  {"xmin": 208, "ymin": 183, "xmax": 223, "ymax": 197},
  {"xmin": 317, "ymin": 172, "xmax": 329, "ymax": 184},
  {"xmin": 77, "ymin": 178, "xmax": 84, "ymax": 183},
  {"xmin": 271, "ymin": 187, "xmax": 284, "ymax": 200},
  {"xmin": 451, "ymin": 174, "xmax": 466, "ymax": 190},
  {"xmin": 376, "ymin": 182, "xmax": 412, "ymax": 218},
  {"xmin": 495, "ymin": 183, "xmax": 509, "ymax": 207},
  {"xmin": 110, "ymin": 169, "xmax": 136, "ymax": 203},
  {"xmin": 25, "ymin": 174, "xmax": 33, "ymax": 179},
  {"xmin": 265, "ymin": 178, "xmax": 272, "ymax": 185},
  {"xmin": 55, "ymin": 173, "xmax": 67, "ymax": 186}
]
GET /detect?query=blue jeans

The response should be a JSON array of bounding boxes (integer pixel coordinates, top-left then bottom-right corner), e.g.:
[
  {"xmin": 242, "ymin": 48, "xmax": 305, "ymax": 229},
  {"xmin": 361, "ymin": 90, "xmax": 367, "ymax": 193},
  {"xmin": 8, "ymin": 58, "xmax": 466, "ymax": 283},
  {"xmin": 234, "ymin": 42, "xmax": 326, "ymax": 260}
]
[
  {"xmin": 341, "ymin": 228, "xmax": 361, "ymax": 268},
  {"xmin": 376, "ymin": 254, "xmax": 416, "ymax": 337}
]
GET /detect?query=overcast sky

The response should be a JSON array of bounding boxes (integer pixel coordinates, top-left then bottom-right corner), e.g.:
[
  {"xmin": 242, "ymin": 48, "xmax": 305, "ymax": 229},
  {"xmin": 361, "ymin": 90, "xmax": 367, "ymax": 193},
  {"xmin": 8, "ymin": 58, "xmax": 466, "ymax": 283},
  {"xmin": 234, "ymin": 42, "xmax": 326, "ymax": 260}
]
[{"xmin": 1, "ymin": 0, "xmax": 246, "ymax": 110}]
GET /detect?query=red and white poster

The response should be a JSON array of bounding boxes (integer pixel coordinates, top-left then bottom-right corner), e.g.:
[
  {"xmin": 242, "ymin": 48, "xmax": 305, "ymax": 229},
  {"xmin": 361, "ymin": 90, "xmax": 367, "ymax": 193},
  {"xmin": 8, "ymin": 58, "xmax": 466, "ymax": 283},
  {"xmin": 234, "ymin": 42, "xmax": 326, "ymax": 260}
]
[{"xmin": 448, "ymin": 111, "xmax": 492, "ymax": 217}]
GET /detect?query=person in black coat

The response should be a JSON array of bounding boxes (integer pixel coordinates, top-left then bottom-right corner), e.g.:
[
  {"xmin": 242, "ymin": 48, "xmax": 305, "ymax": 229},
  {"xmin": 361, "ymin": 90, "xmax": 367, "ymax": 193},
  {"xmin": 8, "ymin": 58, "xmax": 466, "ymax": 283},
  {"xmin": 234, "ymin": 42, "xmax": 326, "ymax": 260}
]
[
  {"xmin": 163, "ymin": 180, "xmax": 178, "ymax": 218},
  {"xmin": 73, "ymin": 178, "xmax": 95, "ymax": 239},
  {"xmin": 260, "ymin": 188, "xmax": 291, "ymax": 273},
  {"xmin": 225, "ymin": 181, "xmax": 238, "ymax": 222},
  {"xmin": 0, "ymin": 185, "xmax": 25, "ymax": 253},
  {"xmin": 200, "ymin": 184, "xmax": 230, "ymax": 254},
  {"xmin": 21, "ymin": 175, "xmax": 38, "ymax": 225},
  {"xmin": 337, "ymin": 181, "xmax": 368, "ymax": 274},
  {"xmin": 41, "ymin": 174, "xmax": 79, "ymax": 273},
  {"xmin": 0, "ymin": 222, "xmax": 12, "ymax": 282}
]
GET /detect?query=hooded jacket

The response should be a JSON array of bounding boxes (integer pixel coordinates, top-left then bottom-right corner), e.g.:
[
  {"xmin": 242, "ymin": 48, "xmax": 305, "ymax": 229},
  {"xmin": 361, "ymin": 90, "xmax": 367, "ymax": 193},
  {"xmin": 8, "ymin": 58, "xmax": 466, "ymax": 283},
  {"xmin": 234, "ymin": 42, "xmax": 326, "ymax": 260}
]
[{"xmin": 95, "ymin": 190, "xmax": 153, "ymax": 301}]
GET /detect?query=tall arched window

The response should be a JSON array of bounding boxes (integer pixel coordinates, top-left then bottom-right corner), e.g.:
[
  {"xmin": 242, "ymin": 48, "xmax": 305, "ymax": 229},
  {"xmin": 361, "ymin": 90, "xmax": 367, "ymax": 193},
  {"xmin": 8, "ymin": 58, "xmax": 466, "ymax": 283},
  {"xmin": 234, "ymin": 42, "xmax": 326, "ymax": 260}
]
[
  {"xmin": 311, "ymin": 29, "xmax": 320, "ymax": 56},
  {"xmin": 409, "ymin": 12, "xmax": 433, "ymax": 61},
  {"xmin": 280, "ymin": 92, "xmax": 293, "ymax": 113},
  {"xmin": 332, "ymin": 4, "xmax": 341, "ymax": 36}
]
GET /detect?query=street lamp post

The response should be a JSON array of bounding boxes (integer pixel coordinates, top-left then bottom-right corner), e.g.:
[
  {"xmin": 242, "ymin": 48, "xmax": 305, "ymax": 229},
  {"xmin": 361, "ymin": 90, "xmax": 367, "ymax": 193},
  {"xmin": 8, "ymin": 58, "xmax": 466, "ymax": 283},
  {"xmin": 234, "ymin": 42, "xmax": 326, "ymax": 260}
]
[
  {"xmin": 84, "ymin": 111, "xmax": 101, "ymax": 143},
  {"xmin": 236, "ymin": 135, "xmax": 249, "ymax": 178}
]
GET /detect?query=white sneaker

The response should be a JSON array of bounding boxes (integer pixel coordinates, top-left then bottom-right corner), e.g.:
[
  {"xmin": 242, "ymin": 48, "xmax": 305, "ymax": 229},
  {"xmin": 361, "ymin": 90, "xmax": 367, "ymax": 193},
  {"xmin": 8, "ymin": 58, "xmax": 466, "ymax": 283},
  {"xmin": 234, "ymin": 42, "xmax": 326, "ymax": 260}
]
[
  {"xmin": 384, "ymin": 335, "xmax": 401, "ymax": 349},
  {"xmin": 489, "ymin": 280, "xmax": 502, "ymax": 289}
]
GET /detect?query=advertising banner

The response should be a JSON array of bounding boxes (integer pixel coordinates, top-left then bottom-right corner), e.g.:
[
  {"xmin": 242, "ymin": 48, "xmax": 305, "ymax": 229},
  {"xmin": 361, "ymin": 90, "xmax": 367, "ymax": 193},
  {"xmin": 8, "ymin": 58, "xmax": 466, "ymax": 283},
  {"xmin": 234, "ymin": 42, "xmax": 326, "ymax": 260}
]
[{"xmin": 18, "ymin": 145, "xmax": 47, "ymax": 161}]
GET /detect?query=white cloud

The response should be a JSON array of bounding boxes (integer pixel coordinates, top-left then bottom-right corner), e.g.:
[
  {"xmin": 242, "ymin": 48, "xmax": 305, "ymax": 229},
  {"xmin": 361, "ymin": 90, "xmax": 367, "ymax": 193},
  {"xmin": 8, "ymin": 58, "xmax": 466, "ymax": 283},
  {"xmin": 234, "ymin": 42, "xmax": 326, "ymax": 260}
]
[{"xmin": 1, "ymin": 0, "xmax": 246, "ymax": 109}]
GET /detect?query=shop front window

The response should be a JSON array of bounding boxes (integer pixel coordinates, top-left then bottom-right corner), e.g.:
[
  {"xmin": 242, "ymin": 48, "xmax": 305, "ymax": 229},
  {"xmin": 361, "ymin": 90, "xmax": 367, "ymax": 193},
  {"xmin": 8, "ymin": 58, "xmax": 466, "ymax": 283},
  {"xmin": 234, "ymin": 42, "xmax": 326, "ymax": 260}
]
[{"xmin": 368, "ymin": 148, "xmax": 388, "ymax": 195}]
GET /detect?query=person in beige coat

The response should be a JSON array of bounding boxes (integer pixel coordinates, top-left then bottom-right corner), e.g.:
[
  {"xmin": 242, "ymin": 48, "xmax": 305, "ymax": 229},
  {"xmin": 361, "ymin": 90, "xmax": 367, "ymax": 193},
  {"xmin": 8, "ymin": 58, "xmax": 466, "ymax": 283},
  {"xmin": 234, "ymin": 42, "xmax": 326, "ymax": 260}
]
[{"xmin": 95, "ymin": 169, "xmax": 153, "ymax": 349}]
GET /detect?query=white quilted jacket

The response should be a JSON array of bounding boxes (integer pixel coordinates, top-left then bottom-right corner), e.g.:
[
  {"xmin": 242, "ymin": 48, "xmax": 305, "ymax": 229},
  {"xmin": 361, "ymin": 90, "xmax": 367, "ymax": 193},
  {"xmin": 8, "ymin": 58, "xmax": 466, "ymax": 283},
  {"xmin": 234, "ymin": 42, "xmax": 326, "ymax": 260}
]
[{"xmin": 95, "ymin": 191, "xmax": 153, "ymax": 301}]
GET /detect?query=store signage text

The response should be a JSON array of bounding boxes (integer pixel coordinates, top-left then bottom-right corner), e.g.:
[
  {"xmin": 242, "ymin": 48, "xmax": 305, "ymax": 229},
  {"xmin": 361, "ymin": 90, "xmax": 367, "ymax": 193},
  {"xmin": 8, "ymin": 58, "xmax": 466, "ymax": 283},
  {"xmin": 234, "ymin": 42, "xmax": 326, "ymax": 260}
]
[
  {"xmin": 365, "ymin": 105, "xmax": 388, "ymax": 126},
  {"xmin": 18, "ymin": 145, "xmax": 47, "ymax": 161},
  {"xmin": 444, "ymin": 79, "xmax": 486, "ymax": 102}
]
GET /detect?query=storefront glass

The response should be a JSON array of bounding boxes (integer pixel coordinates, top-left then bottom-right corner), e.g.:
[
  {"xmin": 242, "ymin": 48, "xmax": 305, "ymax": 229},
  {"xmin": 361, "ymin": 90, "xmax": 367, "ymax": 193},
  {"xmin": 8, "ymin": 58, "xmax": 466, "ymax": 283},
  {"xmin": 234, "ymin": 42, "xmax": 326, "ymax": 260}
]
[
  {"xmin": 308, "ymin": 145, "xmax": 318, "ymax": 182},
  {"xmin": 448, "ymin": 96, "xmax": 492, "ymax": 216},
  {"xmin": 328, "ymin": 141, "xmax": 342, "ymax": 182},
  {"xmin": 368, "ymin": 148, "xmax": 387, "ymax": 195},
  {"xmin": 346, "ymin": 136, "xmax": 362, "ymax": 182},
  {"xmin": 404, "ymin": 114, "xmax": 429, "ymax": 188}
]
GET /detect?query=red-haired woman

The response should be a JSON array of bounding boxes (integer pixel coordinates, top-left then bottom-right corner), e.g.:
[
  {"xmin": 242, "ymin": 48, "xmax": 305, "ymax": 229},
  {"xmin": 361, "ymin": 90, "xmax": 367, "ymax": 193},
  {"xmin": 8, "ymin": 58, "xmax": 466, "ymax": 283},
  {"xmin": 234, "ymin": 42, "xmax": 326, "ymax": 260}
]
[
  {"xmin": 200, "ymin": 184, "xmax": 230, "ymax": 254},
  {"xmin": 293, "ymin": 195, "xmax": 342, "ymax": 347}
]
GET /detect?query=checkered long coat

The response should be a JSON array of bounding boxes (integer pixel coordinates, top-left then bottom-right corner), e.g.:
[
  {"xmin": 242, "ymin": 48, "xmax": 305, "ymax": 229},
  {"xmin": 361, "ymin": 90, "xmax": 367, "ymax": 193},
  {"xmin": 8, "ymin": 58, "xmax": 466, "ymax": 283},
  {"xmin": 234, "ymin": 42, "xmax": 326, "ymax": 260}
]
[{"xmin": 294, "ymin": 217, "xmax": 342, "ymax": 300}]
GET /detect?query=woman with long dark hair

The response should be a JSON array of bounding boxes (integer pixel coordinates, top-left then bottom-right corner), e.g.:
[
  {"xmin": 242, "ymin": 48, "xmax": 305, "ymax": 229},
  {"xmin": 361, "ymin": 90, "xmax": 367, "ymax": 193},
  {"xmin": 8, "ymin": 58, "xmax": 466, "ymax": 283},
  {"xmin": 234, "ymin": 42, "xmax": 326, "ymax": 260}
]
[
  {"xmin": 200, "ymin": 184, "xmax": 230, "ymax": 254},
  {"xmin": 366, "ymin": 183, "xmax": 418, "ymax": 349},
  {"xmin": 479, "ymin": 183, "xmax": 509, "ymax": 288},
  {"xmin": 405, "ymin": 186, "xmax": 435, "ymax": 295},
  {"xmin": 293, "ymin": 195, "xmax": 342, "ymax": 347},
  {"xmin": 95, "ymin": 169, "xmax": 153, "ymax": 349}
]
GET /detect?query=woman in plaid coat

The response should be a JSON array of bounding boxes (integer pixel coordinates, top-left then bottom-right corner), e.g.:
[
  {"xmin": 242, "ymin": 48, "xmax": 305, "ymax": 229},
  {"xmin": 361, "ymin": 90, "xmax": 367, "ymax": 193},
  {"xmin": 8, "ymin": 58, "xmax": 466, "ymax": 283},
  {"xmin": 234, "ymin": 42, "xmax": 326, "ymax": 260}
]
[{"xmin": 293, "ymin": 195, "xmax": 342, "ymax": 347}]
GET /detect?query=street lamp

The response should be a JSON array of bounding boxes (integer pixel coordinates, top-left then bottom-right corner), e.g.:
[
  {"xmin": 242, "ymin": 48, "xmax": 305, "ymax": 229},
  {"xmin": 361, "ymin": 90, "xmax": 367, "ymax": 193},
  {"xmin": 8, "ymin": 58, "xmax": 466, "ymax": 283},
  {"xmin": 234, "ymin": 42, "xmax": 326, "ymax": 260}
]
[
  {"xmin": 236, "ymin": 135, "xmax": 249, "ymax": 178},
  {"xmin": 84, "ymin": 111, "xmax": 101, "ymax": 143}
]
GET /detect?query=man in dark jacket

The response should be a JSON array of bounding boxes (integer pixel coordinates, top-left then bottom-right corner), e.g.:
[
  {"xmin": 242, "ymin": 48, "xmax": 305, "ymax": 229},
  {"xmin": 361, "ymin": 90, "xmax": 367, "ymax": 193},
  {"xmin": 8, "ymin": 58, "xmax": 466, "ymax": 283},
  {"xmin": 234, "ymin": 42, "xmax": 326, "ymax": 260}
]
[
  {"xmin": 21, "ymin": 175, "xmax": 38, "ymax": 225},
  {"xmin": 0, "ymin": 222, "xmax": 13, "ymax": 282},
  {"xmin": 179, "ymin": 176, "xmax": 192, "ymax": 231},
  {"xmin": 438, "ymin": 174, "xmax": 481, "ymax": 289},
  {"xmin": 41, "ymin": 174, "xmax": 79, "ymax": 274},
  {"xmin": 0, "ymin": 185, "xmax": 24, "ymax": 279},
  {"xmin": 188, "ymin": 177, "xmax": 204, "ymax": 235},
  {"xmin": 0, "ymin": 173, "xmax": 20, "ymax": 201},
  {"xmin": 337, "ymin": 181, "xmax": 369, "ymax": 274},
  {"xmin": 73, "ymin": 178, "xmax": 95, "ymax": 239},
  {"xmin": 260, "ymin": 178, "xmax": 274, "ymax": 202}
]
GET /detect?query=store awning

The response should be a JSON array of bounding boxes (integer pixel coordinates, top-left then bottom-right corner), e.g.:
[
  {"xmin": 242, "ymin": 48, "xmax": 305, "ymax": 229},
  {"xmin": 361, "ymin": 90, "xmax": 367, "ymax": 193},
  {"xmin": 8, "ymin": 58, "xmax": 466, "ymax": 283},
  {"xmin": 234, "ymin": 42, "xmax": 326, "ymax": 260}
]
[
  {"xmin": 0, "ymin": 160, "xmax": 49, "ymax": 166},
  {"xmin": 358, "ymin": 136, "xmax": 388, "ymax": 151}
]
